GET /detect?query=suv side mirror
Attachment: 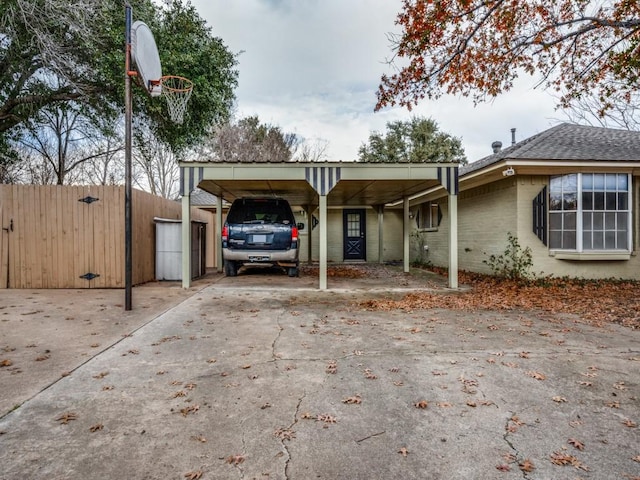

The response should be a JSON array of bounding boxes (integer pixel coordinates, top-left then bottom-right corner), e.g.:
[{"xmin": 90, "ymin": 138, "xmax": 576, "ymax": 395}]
[{"xmin": 297, "ymin": 222, "xmax": 305, "ymax": 231}]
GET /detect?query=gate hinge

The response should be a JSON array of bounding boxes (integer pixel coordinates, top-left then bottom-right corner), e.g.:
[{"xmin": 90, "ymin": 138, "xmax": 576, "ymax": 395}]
[
  {"xmin": 79, "ymin": 196, "xmax": 99, "ymax": 204},
  {"xmin": 80, "ymin": 272, "xmax": 100, "ymax": 281}
]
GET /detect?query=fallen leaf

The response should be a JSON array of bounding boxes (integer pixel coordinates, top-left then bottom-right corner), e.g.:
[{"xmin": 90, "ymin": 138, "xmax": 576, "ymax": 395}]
[
  {"xmin": 343, "ymin": 395, "xmax": 362, "ymax": 405},
  {"xmin": 568, "ymin": 438, "xmax": 585, "ymax": 450},
  {"xmin": 89, "ymin": 423, "xmax": 103, "ymax": 432},
  {"xmin": 623, "ymin": 419, "xmax": 637, "ymax": 428},
  {"xmin": 393, "ymin": 381, "xmax": 404, "ymax": 386},
  {"xmin": 632, "ymin": 455, "xmax": 640, "ymax": 462},
  {"xmin": 184, "ymin": 471, "xmax": 202, "ymax": 480},
  {"xmin": 207, "ymin": 358, "xmax": 217, "ymax": 364},
  {"xmin": 552, "ymin": 396, "xmax": 567, "ymax": 403},
  {"xmin": 606, "ymin": 401, "xmax": 620, "ymax": 408},
  {"xmin": 364, "ymin": 368, "xmax": 377, "ymax": 379},
  {"xmin": 192, "ymin": 435, "xmax": 207, "ymax": 443},
  {"xmin": 180, "ymin": 405, "xmax": 200, "ymax": 417},
  {"xmin": 56, "ymin": 412, "xmax": 77, "ymax": 424},
  {"xmin": 225, "ymin": 455, "xmax": 245, "ymax": 465},
  {"xmin": 519, "ymin": 351, "xmax": 530, "ymax": 359},
  {"xmin": 173, "ymin": 390, "xmax": 187, "ymax": 398},
  {"xmin": 398, "ymin": 447, "xmax": 409, "ymax": 457},
  {"xmin": 0, "ymin": 359, "xmax": 13, "ymax": 367},
  {"xmin": 526, "ymin": 371, "xmax": 546, "ymax": 380},
  {"xmin": 613, "ymin": 382, "xmax": 627, "ymax": 390},
  {"xmin": 317, "ymin": 414, "xmax": 337, "ymax": 424},
  {"xmin": 550, "ymin": 451, "xmax": 589, "ymax": 470},
  {"xmin": 496, "ymin": 464, "xmax": 511, "ymax": 472},
  {"xmin": 437, "ymin": 402, "xmax": 453, "ymax": 408},
  {"xmin": 414, "ymin": 400, "xmax": 428, "ymax": 409},
  {"xmin": 519, "ymin": 459, "xmax": 535, "ymax": 472},
  {"xmin": 300, "ymin": 412, "xmax": 314, "ymax": 419},
  {"xmin": 466, "ymin": 400, "xmax": 477, "ymax": 407},
  {"xmin": 185, "ymin": 383, "xmax": 197, "ymax": 390},
  {"xmin": 326, "ymin": 361, "xmax": 337, "ymax": 374},
  {"xmin": 511, "ymin": 416, "xmax": 525, "ymax": 426},
  {"xmin": 242, "ymin": 364, "xmax": 251, "ymax": 369},
  {"xmin": 578, "ymin": 381, "xmax": 593, "ymax": 387},
  {"xmin": 273, "ymin": 428, "xmax": 296, "ymax": 440}
]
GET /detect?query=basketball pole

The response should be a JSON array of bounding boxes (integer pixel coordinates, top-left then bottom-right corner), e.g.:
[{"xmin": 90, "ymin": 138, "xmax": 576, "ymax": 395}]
[{"xmin": 124, "ymin": 2, "xmax": 133, "ymax": 311}]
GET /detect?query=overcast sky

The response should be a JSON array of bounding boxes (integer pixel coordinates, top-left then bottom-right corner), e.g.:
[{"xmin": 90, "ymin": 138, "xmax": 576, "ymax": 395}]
[{"xmin": 190, "ymin": 0, "xmax": 563, "ymax": 163}]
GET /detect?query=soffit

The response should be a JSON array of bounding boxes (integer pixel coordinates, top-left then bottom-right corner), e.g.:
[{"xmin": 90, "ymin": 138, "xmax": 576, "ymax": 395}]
[{"xmin": 186, "ymin": 162, "xmax": 453, "ymax": 207}]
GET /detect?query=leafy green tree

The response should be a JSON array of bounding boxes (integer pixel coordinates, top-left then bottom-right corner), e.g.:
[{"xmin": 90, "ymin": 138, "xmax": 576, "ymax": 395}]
[
  {"xmin": 357, "ymin": 117, "xmax": 466, "ymax": 164},
  {"xmin": 0, "ymin": 0, "xmax": 237, "ymax": 171}
]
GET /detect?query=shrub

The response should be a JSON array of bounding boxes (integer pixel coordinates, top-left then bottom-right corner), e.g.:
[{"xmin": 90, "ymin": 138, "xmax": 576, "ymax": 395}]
[{"xmin": 483, "ymin": 233, "xmax": 534, "ymax": 280}]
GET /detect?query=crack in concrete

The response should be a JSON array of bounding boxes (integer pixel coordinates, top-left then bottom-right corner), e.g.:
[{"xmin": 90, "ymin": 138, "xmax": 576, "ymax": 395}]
[
  {"xmin": 502, "ymin": 412, "xmax": 532, "ymax": 480},
  {"xmin": 281, "ymin": 392, "xmax": 305, "ymax": 480},
  {"xmin": 271, "ymin": 313, "xmax": 286, "ymax": 367}
]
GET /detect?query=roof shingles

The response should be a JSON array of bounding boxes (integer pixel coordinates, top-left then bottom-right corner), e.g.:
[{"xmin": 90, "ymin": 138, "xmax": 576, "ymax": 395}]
[{"xmin": 462, "ymin": 123, "xmax": 640, "ymax": 176}]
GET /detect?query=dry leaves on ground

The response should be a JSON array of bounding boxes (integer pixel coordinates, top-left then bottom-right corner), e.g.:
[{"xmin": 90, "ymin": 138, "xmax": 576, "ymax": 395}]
[{"xmin": 360, "ymin": 272, "xmax": 640, "ymax": 329}]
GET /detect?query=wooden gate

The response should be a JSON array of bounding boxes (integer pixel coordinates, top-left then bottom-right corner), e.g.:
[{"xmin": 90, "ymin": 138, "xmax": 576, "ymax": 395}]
[{"xmin": 0, "ymin": 185, "xmax": 211, "ymax": 288}]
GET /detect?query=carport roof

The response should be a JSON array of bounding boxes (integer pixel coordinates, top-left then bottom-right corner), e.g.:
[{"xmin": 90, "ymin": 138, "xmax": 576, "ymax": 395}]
[{"xmin": 180, "ymin": 161, "xmax": 459, "ymax": 206}]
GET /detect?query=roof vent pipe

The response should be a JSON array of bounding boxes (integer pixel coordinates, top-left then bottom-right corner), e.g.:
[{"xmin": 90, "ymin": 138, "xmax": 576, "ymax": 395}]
[
  {"xmin": 511, "ymin": 128, "xmax": 516, "ymax": 145},
  {"xmin": 491, "ymin": 141, "xmax": 502, "ymax": 153}
]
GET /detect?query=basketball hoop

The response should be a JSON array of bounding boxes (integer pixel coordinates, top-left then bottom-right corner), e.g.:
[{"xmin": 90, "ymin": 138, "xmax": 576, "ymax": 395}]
[{"xmin": 159, "ymin": 75, "xmax": 194, "ymax": 124}]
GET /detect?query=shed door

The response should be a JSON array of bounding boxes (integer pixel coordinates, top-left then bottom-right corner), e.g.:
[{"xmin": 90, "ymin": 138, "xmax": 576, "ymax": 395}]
[{"xmin": 343, "ymin": 209, "xmax": 366, "ymax": 261}]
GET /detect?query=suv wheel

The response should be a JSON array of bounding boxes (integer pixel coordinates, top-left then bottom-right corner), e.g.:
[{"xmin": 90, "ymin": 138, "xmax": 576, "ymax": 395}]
[
  {"xmin": 287, "ymin": 266, "xmax": 299, "ymax": 278},
  {"xmin": 224, "ymin": 260, "xmax": 238, "ymax": 277}
]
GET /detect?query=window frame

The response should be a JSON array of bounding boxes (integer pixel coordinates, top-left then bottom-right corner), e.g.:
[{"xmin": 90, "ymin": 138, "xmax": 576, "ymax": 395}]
[
  {"xmin": 548, "ymin": 173, "xmax": 632, "ymax": 253},
  {"xmin": 415, "ymin": 202, "xmax": 441, "ymax": 231}
]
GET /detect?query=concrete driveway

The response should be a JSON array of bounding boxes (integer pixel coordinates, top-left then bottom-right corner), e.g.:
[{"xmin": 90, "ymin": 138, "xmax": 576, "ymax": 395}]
[{"xmin": 0, "ymin": 267, "xmax": 638, "ymax": 479}]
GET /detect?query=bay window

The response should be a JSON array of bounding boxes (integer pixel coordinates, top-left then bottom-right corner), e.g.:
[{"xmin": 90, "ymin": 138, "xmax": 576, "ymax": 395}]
[{"xmin": 549, "ymin": 173, "xmax": 631, "ymax": 251}]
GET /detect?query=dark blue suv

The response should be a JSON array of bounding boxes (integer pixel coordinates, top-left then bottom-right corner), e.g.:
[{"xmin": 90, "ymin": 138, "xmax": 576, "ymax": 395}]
[{"xmin": 222, "ymin": 198, "xmax": 302, "ymax": 277}]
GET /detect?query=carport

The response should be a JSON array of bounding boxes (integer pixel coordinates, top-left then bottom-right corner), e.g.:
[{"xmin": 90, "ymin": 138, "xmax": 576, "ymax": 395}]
[{"xmin": 179, "ymin": 161, "xmax": 459, "ymax": 289}]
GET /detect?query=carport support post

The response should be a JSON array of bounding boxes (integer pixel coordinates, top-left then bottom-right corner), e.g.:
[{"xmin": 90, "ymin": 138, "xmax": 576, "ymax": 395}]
[
  {"xmin": 304, "ymin": 205, "xmax": 313, "ymax": 265},
  {"xmin": 216, "ymin": 196, "xmax": 223, "ymax": 272},
  {"xmin": 377, "ymin": 204, "xmax": 384, "ymax": 264},
  {"xmin": 182, "ymin": 192, "xmax": 191, "ymax": 289},
  {"xmin": 319, "ymin": 195, "xmax": 328, "ymax": 289},
  {"xmin": 448, "ymin": 193, "xmax": 458, "ymax": 289},
  {"xmin": 403, "ymin": 196, "xmax": 410, "ymax": 273}
]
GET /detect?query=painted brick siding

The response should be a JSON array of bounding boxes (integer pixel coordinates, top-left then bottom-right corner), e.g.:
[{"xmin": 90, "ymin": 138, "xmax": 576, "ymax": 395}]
[
  {"xmin": 300, "ymin": 208, "xmax": 404, "ymax": 263},
  {"xmin": 417, "ymin": 178, "xmax": 518, "ymax": 273}
]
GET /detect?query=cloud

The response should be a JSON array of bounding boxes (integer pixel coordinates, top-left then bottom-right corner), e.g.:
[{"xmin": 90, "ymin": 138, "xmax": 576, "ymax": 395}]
[{"xmin": 192, "ymin": 0, "xmax": 560, "ymax": 163}]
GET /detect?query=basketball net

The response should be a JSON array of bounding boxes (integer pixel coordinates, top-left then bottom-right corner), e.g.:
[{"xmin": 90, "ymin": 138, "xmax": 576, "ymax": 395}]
[{"xmin": 159, "ymin": 75, "xmax": 193, "ymax": 124}]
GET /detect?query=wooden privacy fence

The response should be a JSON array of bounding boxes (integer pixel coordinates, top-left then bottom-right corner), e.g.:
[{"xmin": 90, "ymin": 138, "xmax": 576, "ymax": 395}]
[{"xmin": 0, "ymin": 185, "xmax": 212, "ymax": 289}]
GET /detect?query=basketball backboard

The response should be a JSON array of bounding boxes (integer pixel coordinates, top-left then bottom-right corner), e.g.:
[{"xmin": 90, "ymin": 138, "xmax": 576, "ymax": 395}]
[{"xmin": 130, "ymin": 20, "xmax": 162, "ymax": 97}]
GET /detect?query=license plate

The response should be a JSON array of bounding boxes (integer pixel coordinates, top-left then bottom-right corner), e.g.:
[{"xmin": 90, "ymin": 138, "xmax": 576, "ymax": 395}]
[
  {"xmin": 248, "ymin": 255, "xmax": 270, "ymax": 262},
  {"xmin": 252, "ymin": 234, "xmax": 267, "ymax": 243}
]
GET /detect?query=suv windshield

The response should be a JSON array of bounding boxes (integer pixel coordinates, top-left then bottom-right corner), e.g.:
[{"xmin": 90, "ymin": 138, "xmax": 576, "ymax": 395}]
[{"xmin": 226, "ymin": 199, "xmax": 294, "ymax": 225}]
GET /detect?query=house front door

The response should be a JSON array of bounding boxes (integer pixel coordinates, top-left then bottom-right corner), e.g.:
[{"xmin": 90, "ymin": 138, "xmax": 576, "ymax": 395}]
[{"xmin": 343, "ymin": 209, "xmax": 366, "ymax": 261}]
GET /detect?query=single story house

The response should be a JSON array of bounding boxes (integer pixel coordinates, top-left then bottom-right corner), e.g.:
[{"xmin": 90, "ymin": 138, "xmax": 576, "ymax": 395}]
[{"xmin": 408, "ymin": 123, "xmax": 640, "ymax": 280}]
